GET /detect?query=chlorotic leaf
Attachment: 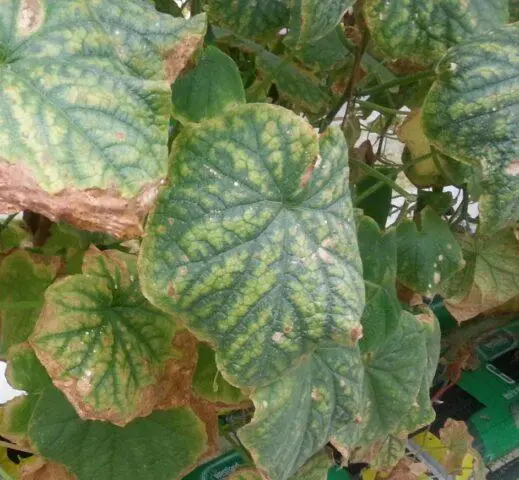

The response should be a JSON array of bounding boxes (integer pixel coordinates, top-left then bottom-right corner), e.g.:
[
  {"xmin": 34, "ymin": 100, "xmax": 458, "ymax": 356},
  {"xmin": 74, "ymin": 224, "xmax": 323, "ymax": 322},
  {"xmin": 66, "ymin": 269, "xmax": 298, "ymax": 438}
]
[
  {"xmin": 30, "ymin": 249, "xmax": 175, "ymax": 425},
  {"xmin": 172, "ymin": 46, "xmax": 246, "ymax": 124},
  {"xmin": 228, "ymin": 468, "xmax": 264, "ymax": 480},
  {"xmin": 364, "ymin": 0, "xmax": 508, "ymax": 65},
  {"xmin": 422, "ymin": 24, "xmax": 519, "ymax": 232},
  {"xmin": 0, "ymin": 251, "xmax": 61, "ymax": 357},
  {"xmin": 0, "ymin": 1, "xmax": 206, "ymax": 238},
  {"xmin": 395, "ymin": 207, "xmax": 465, "ymax": 295},
  {"xmin": 238, "ymin": 343, "xmax": 364, "ymax": 480},
  {"xmin": 441, "ymin": 230, "xmax": 519, "ymax": 322},
  {"xmin": 286, "ymin": 0, "xmax": 355, "ymax": 47},
  {"xmin": 350, "ymin": 434, "xmax": 406, "ymax": 470},
  {"xmin": 357, "ymin": 216, "xmax": 401, "ymax": 352},
  {"xmin": 139, "ymin": 104, "xmax": 365, "ymax": 389},
  {"xmin": 202, "ymin": 0, "xmax": 289, "ymax": 39},
  {"xmin": 192, "ymin": 343, "xmax": 246, "ymax": 405},
  {"xmin": 28, "ymin": 386, "xmax": 207, "ymax": 480}
]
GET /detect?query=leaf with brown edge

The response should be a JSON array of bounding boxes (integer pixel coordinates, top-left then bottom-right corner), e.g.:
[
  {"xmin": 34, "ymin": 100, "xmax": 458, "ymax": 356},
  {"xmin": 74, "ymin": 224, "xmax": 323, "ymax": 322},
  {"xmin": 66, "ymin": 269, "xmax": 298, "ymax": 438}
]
[
  {"xmin": 0, "ymin": 1, "xmax": 206, "ymax": 238},
  {"xmin": 30, "ymin": 248, "xmax": 175, "ymax": 426},
  {"xmin": 20, "ymin": 458, "xmax": 75, "ymax": 480},
  {"xmin": 439, "ymin": 419, "xmax": 475, "ymax": 476}
]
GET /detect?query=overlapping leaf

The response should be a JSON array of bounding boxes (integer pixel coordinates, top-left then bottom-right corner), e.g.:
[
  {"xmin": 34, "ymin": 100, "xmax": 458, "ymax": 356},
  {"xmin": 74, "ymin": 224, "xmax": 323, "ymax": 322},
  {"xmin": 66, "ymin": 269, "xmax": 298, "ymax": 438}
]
[
  {"xmin": 0, "ymin": 250, "xmax": 61, "ymax": 357},
  {"xmin": 31, "ymin": 249, "xmax": 175, "ymax": 425},
  {"xmin": 422, "ymin": 24, "xmax": 519, "ymax": 232},
  {"xmin": 29, "ymin": 387, "xmax": 207, "ymax": 480},
  {"xmin": 172, "ymin": 46, "xmax": 246, "ymax": 124},
  {"xmin": 395, "ymin": 207, "xmax": 465, "ymax": 295},
  {"xmin": 440, "ymin": 229, "xmax": 519, "ymax": 322},
  {"xmin": 364, "ymin": 0, "xmax": 508, "ymax": 65},
  {"xmin": 139, "ymin": 104, "xmax": 365, "ymax": 389},
  {"xmin": 0, "ymin": 0, "xmax": 206, "ymax": 237}
]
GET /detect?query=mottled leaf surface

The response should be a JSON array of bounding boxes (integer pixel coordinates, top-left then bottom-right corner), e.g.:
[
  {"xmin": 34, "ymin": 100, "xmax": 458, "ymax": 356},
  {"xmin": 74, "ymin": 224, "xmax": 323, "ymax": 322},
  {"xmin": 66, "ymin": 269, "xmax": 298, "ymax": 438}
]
[
  {"xmin": 202, "ymin": 0, "xmax": 289, "ymax": 39},
  {"xmin": 357, "ymin": 216, "xmax": 401, "ymax": 352},
  {"xmin": 422, "ymin": 24, "xmax": 519, "ymax": 232},
  {"xmin": 29, "ymin": 387, "xmax": 207, "ymax": 480},
  {"xmin": 0, "ymin": 1, "xmax": 206, "ymax": 237},
  {"xmin": 291, "ymin": 451, "xmax": 333, "ymax": 480},
  {"xmin": 0, "ymin": 251, "xmax": 61, "ymax": 357},
  {"xmin": 139, "ymin": 104, "xmax": 365, "ymax": 389},
  {"xmin": 441, "ymin": 230, "xmax": 519, "ymax": 322},
  {"xmin": 31, "ymin": 249, "xmax": 175, "ymax": 425},
  {"xmin": 287, "ymin": 0, "xmax": 354, "ymax": 46},
  {"xmin": 364, "ymin": 0, "xmax": 508, "ymax": 65},
  {"xmin": 239, "ymin": 343, "xmax": 364, "ymax": 480},
  {"xmin": 172, "ymin": 46, "xmax": 245, "ymax": 124},
  {"xmin": 395, "ymin": 207, "xmax": 464, "ymax": 295}
]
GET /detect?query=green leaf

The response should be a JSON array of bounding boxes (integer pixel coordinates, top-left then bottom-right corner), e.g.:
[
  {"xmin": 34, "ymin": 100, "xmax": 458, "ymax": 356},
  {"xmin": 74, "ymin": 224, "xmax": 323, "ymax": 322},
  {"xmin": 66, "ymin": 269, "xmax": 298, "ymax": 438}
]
[
  {"xmin": 357, "ymin": 216, "xmax": 401, "ymax": 352},
  {"xmin": 0, "ymin": 220, "xmax": 26, "ymax": 253},
  {"xmin": 356, "ymin": 168, "xmax": 396, "ymax": 228},
  {"xmin": 511, "ymin": 0, "xmax": 519, "ymax": 21},
  {"xmin": 395, "ymin": 207, "xmax": 465, "ymax": 295},
  {"xmin": 139, "ymin": 104, "xmax": 364, "ymax": 389},
  {"xmin": 0, "ymin": 251, "xmax": 61, "ymax": 358},
  {"xmin": 291, "ymin": 29, "xmax": 352, "ymax": 72},
  {"xmin": 238, "ymin": 343, "xmax": 364, "ymax": 480},
  {"xmin": 1, "ymin": 344, "xmax": 50, "ymax": 446},
  {"xmin": 172, "ymin": 46, "xmax": 246, "ymax": 124},
  {"xmin": 440, "ymin": 229, "xmax": 519, "ymax": 322},
  {"xmin": 364, "ymin": 0, "xmax": 508, "ymax": 65},
  {"xmin": 29, "ymin": 386, "xmax": 207, "ymax": 480},
  {"xmin": 30, "ymin": 249, "xmax": 175, "ymax": 425},
  {"xmin": 422, "ymin": 24, "xmax": 519, "ymax": 232},
  {"xmin": 291, "ymin": 451, "xmax": 333, "ymax": 480},
  {"xmin": 192, "ymin": 344, "xmax": 245, "ymax": 405},
  {"xmin": 351, "ymin": 434, "xmax": 406, "ymax": 470},
  {"xmin": 154, "ymin": 0, "xmax": 183, "ymax": 17},
  {"xmin": 202, "ymin": 0, "xmax": 289, "ymax": 39},
  {"xmin": 286, "ymin": 0, "xmax": 354, "ymax": 47},
  {"xmin": 0, "ymin": 1, "xmax": 206, "ymax": 238}
]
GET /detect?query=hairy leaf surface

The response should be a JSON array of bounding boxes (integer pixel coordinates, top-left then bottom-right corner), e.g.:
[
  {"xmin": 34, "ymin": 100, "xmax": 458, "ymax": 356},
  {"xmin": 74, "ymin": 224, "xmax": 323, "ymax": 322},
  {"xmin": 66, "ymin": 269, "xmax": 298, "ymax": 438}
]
[
  {"xmin": 395, "ymin": 207, "xmax": 464, "ymax": 295},
  {"xmin": 172, "ymin": 46, "xmax": 245, "ymax": 123},
  {"xmin": 139, "ymin": 104, "xmax": 365, "ymax": 389},
  {"xmin": 0, "ymin": 1, "xmax": 206, "ymax": 237},
  {"xmin": 364, "ymin": 0, "xmax": 508, "ymax": 65},
  {"xmin": 422, "ymin": 24, "xmax": 519, "ymax": 232},
  {"xmin": 31, "ymin": 249, "xmax": 175, "ymax": 425},
  {"xmin": 29, "ymin": 387, "xmax": 207, "ymax": 480}
]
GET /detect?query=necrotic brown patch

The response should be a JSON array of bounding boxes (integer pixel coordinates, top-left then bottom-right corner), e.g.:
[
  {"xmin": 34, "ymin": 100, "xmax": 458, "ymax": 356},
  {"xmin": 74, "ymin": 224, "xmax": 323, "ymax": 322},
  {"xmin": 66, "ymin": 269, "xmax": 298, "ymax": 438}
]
[{"xmin": 18, "ymin": 0, "xmax": 44, "ymax": 37}]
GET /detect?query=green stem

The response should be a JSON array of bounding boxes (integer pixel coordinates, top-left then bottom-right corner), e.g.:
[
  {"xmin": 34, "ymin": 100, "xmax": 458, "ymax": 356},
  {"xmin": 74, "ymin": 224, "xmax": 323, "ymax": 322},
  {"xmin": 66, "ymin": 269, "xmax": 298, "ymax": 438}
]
[
  {"xmin": 0, "ymin": 213, "xmax": 17, "ymax": 234},
  {"xmin": 221, "ymin": 429, "xmax": 253, "ymax": 465},
  {"xmin": 357, "ymin": 101, "xmax": 402, "ymax": 116},
  {"xmin": 356, "ymin": 70, "xmax": 436, "ymax": 96},
  {"xmin": 190, "ymin": 0, "xmax": 200, "ymax": 15},
  {"xmin": 0, "ymin": 466, "xmax": 14, "ymax": 480},
  {"xmin": 351, "ymin": 158, "xmax": 411, "ymax": 199},
  {"xmin": 355, "ymin": 181, "xmax": 386, "ymax": 205}
]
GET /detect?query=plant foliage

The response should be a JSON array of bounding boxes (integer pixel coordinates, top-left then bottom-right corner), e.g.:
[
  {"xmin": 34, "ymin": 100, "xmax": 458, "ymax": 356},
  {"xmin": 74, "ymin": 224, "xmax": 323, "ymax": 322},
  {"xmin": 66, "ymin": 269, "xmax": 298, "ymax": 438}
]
[{"xmin": 0, "ymin": 0, "xmax": 517, "ymax": 479}]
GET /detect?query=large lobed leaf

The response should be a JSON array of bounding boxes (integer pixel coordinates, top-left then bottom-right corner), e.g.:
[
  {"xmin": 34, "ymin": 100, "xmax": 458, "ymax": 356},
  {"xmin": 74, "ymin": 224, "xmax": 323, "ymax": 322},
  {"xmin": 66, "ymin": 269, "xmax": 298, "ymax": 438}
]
[
  {"xmin": 364, "ymin": 0, "xmax": 508, "ymax": 65},
  {"xmin": 422, "ymin": 24, "xmax": 519, "ymax": 232},
  {"xmin": 0, "ymin": 0, "xmax": 206, "ymax": 238},
  {"xmin": 31, "ymin": 248, "xmax": 175, "ymax": 425},
  {"xmin": 139, "ymin": 103, "xmax": 365, "ymax": 389}
]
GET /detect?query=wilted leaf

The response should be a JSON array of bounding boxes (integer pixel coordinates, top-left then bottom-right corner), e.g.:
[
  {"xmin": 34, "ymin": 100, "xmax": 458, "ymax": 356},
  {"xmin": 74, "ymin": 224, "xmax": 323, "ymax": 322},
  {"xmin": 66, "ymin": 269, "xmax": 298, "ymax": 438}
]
[
  {"xmin": 0, "ymin": 1, "xmax": 206, "ymax": 238},
  {"xmin": 172, "ymin": 46, "xmax": 246, "ymax": 123},
  {"xmin": 422, "ymin": 24, "xmax": 519, "ymax": 232},
  {"xmin": 0, "ymin": 251, "xmax": 61, "ymax": 357},
  {"xmin": 193, "ymin": 343, "xmax": 246, "ymax": 405},
  {"xmin": 364, "ymin": 0, "xmax": 508, "ymax": 65},
  {"xmin": 20, "ymin": 458, "xmax": 75, "ymax": 480},
  {"xmin": 441, "ymin": 229, "xmax": 519, "ymax": 322},
  {"xmin": 439, "ymin": 419, "xmax": 474, "ymax": 475},
  {"xmin": 139, "ymin": 104, "xmax": 365, "ymax": 389},
  {"xmin": 202, "ymin": 0, "xmax": 289, "ymax": 39},
  {"xmin": 286, "ymin": 0, "xmax": 354, "ymax": 47},
  {"xmin": 31, "ymin": 249, "xmax": 175, "ymax": 425},
  {"xmin": 395, "ymin": 207, "xmax": 465, "ymax": 295},
  {"xmin": 29, "ymin": 387, "xmax": 207, "ymax": 480},
  {"xmin": 350, "ymin": 435, "xmax": 406, "ymax": 470},
  {"xmin": 357, "ymin": 216, "xmax": 401, "ymax": 352}
]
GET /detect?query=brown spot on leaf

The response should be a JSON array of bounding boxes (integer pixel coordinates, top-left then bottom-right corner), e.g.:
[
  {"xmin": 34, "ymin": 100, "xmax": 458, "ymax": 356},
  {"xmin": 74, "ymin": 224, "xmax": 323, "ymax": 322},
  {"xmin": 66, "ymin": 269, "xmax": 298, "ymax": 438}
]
[
  {"xmin": 164, "ymin": 34, "xmax": 205, "ymax": 85},
  {"xmin": 167, "ymin": 282, "xmax": 179, "ymax": 300},
  {"xmin": 350, "ymin": 325, "xmax": 363, "ymax": 343},
  {"xmin": 0, "ymin": 160, "xmax": 159, "ymax": 239},
  {"xmin": 18, "ymin": 0, "xmax": 44, "ymax": 37},
  {"xmin": 115, "ymin": 132, "xmax": 126, "ymax": 141},
  {"xmin": 20, "ymin": 458, "xmax": 75, "ymax": 480},
  {"xmin": 299, "ymin": 164, "xmax": 315, "ymax": 189},
  {"xmin": 506, "ymin": 160, "xmax": 519, "ymax": 176}
]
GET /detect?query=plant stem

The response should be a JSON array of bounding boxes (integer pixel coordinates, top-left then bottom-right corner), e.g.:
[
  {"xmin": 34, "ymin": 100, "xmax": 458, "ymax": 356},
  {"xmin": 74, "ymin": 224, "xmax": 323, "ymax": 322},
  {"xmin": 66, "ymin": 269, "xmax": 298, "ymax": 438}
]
[
  {"xmin": 357, "ymin": 101, "xmax": 402, "ymax": 116},
  {"xmin": 0, "ymin": 466, "xmax": 14, "ymax": 480},
  {"xmin": 351, "ymin": 158, "xmax": 411, "ymax": 199},
  {"xmin": 0, "ymin": 213, "xmax": 17, "ymax": 235},
  {"xmin": 0, "ymin": 440, "xmax": 34, "ymax": 455},
  {"xmin": 356, "ymin": 70, "xmax": 436, "ymax": 96},
  {"xmin": 190, "ymin": 0, "xmax": 200, "ymax": 16}
]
